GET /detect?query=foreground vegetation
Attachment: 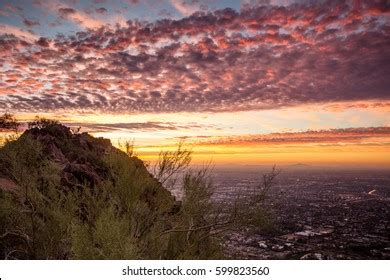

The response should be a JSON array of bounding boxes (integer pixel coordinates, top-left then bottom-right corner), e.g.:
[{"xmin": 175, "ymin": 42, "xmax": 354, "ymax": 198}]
[{"xmin": 0, "ymin": 114, "xmax": 278, "ymax": 259}]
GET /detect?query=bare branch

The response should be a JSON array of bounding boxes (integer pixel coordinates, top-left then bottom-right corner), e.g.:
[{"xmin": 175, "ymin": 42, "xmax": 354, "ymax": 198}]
[
  {"xmin": 118, "ymin": 139, "xmax": 136, "ymax": 157},
  {"xmin": 153, "ymin": 141, "xmax": 192, "ymax": 188},
  {"xmin": 159, "ymin": 219, "xmax": 234, "ymax": 236}
]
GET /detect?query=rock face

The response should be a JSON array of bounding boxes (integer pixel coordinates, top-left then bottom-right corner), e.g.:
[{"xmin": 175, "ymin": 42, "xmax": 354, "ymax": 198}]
[
  {"xmin": 23, "ymin": 124, "xmax": 114, "ymax": 188},
  {"xmin": 0, "ymin": 123, "xmax": 175, "ymax": 212}
]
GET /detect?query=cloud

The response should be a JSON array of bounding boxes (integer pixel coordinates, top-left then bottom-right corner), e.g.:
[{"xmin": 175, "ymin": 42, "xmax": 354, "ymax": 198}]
[
  {"xmin": 64, "ymin": 121, "xmax": 210, "ymax": 133},
  {"xmin": 32, "ymin": 1, "xmax": 106, "ymax": 30},
  {"xmin": 1, "ymin": 119, "xmax": 211, "ymax": 133},
  {"xmin": 0, "ymin": 0, "xmax": 389, "ymax": 114},
  {"xmin": 23, "ymin": 19, "xmax": 40, "ymax": 27},
  {"xmin": 127, "ymin": 0, "xmax": 140, "ymax": 4},
  {"xmin": 196, "ymin": 127, "xmax": 390, "ymax": 146},
  {"xmin": 58, "ymin": 7, "xmax": 77, "ymax": 17},
  {"xmin": 323, "ymin": 101, "xmax": 390, "ymax": 112},
  {"xmin": 0, "ymin": 24, "xmax": 39, "ymax": 42},
  {"xmin": 0, "ymin": 3, "xmax": 24, "ymax": 17},
  {"xmin": 95, "ymin": 7, "xmax": 108, "ymax": 14},
  {"xmin": 170, "ymin": 0, "xmax": 202, "ymax": 16},
  {"xmin": 57, "ymin": 7, "xmax": 105, "ymax": 29}
]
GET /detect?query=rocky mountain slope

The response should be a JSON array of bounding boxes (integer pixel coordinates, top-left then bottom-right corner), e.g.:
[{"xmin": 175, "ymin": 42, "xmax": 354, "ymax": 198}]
[
  {"xmin": 0, "ymin": 123, "xmax": 176, "ymax": 212},
  {"xmin": 0, "ymin": 123, "xmax": 192, "ymax": 259}
]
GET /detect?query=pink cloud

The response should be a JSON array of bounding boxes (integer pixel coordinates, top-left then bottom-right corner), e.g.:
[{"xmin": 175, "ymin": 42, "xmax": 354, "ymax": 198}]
[
  {"xmin": 0, "ymin": 0, "xmax": 389, "ymax": 114},
  {"xmin": 0, "ymin": 24, "xmax": 39, "ymax": 42},
  {"xmin": 170, "ymin": 0, "xmax": 201, "ymax": 16},
  {"xmin": 57, "ymin": 7, "xmax": 105, "ymax": 29},
  {"xmin": 35, "ymin": 1, "xmax": 105, "ymax": 30}
]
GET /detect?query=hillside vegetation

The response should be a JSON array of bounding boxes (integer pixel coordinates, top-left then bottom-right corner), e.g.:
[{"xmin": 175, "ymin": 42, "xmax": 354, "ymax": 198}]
[{"xmin": 0, "ymin": 116, "xmax": 277, "ymax": 259}]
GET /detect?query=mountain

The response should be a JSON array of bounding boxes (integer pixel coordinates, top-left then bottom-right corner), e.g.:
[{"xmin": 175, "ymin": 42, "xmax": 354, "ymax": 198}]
[
  {"xmin": 0, "ymin": 123, "xmax": 176, "ymax": 211},
  {"xmin": 289, "ymin": 163, "xmax": 311, "ymax": 168},
  {"xmin": 0, "ymin": 123, "xmax": 190, "ymax": 259}
]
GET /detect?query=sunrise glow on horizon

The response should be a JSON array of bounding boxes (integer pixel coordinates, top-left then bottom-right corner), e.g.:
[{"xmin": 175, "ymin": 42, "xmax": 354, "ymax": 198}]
[{"xmin": 1, "ymin": 0, "xmax": 389, "ymax": 166}]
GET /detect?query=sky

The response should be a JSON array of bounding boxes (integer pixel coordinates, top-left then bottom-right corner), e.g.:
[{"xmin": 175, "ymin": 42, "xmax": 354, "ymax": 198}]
[{"xmin": 0, "ymin": 0, "xmax": 389, "ymax": 166}]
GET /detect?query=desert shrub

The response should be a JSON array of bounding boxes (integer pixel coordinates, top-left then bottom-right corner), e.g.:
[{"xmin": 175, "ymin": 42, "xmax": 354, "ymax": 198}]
[
  {"xmin": 118, "ymin": 139, "xmax": 136, "ymax": 157},
  {"xmin": 0, "ymin": 135, "xmax": 76, "ymax": 259},
  {"xmin": 144, "ymin": 146, "xmax": 280, "ymax": 259},
  {"xmin": 152, "ymin": 141, "xmax": 192, "ymax": 190},
  {"xmin": 0, "ymin": 113, "xmax": 19, "ymax": 131},
  {"xmin": 0, "ymin": 189, "xmax": 14, "ymax": 258},
  {"xmin": 0, "ymin": 135, "xmax": 139, "ymax": 259},
  {"xmin": 234, "ymin": 166, "xmax": 280, "ymax": 232},
  {"xmin": 0, "ymin": 113, "xmax": 20, "ymax": 144},
  {"xmin": 104, "ymin": 152, "xmax": 143, "ymax": 211},
  {"xmin": 71, "ymin": 205, "xmax": 138, "ymax": 260},
  {"xmin": 28, "ymin": 116, "xmax": 59, "ymax": 130},
  {"xmin": 160, "ymin": 168, "xmax": 223, "ymax": 259}
]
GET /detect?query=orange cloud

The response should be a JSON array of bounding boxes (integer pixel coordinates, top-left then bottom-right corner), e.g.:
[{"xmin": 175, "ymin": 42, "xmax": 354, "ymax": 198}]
[{"xmin": 195, "ymin": 127, "xmax": 390, "ymax": 146}]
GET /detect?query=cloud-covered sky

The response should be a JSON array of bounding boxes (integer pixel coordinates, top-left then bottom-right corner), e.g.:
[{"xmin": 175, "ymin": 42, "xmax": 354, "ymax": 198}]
[{"xmin": 0, "ymin": 0, "xmax": 389, "ymax": 165}]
